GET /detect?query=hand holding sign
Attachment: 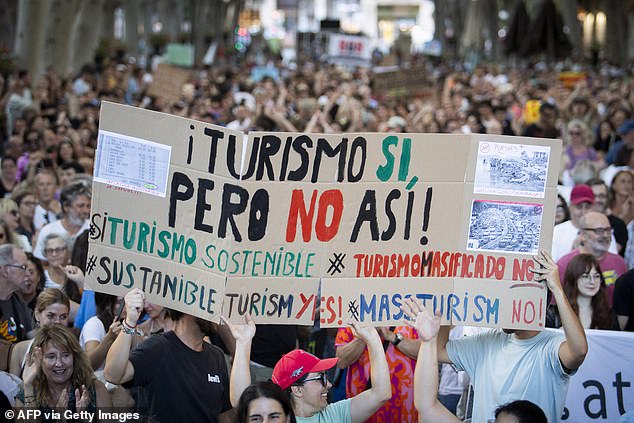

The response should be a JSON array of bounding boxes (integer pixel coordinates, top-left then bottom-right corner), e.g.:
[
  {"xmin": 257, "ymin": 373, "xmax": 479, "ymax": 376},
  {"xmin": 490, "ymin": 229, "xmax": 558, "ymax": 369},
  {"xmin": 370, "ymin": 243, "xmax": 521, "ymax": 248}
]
[
  {"xmin": 124, "ymin": 288, "xmax": 145, "ymax": 326},
  {"xmin": 221, "ymin": 314, "xmax": 256, "ymax": 344},
  {"xmin": 401, "ymin": 297, "xmax": 441, "ymax": 342},
  {"xmin": 350, "ymin": 320, "xmax": 380, "ymax": 345},
  {"xmin": 530, "ymin": 250, "xmax": 562, "ymax": 295}
]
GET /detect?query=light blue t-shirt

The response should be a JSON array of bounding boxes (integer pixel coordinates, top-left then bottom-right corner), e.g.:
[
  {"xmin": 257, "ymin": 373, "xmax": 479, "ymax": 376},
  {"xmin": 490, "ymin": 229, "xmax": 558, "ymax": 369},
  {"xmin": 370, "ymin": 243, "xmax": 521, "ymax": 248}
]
[
  {"xmin": 447, "ymin": 329, "xmax": 571, "ymax": 423},
  {"xmin": 297, "ymin": 399, "xmax": 351, "ymax": 423}
]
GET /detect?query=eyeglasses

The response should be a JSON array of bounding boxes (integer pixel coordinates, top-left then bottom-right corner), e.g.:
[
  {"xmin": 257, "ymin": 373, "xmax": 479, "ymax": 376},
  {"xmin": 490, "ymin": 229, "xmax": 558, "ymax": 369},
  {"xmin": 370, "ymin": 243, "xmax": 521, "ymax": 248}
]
[
  {"xmin": 583, "ymin": 227, "xmax": 612, "ymax": 236},
  {"xmin": 45, "ymin": 246, "xmax": 67, "ymax": 256},
  {"xmin": 5, "ymin": 263, "xmax": 28, "ymax": 271},
  {"xmin": 303, "ymin": 372, "xmax": 328, "ymax": 387},
  {"xmin": 569, "ymin": 131, "xmax": 582, "ymax": 136},
  {"xmin": 580, "ymin": 273, "xmax": 602, "ymax": 282}
]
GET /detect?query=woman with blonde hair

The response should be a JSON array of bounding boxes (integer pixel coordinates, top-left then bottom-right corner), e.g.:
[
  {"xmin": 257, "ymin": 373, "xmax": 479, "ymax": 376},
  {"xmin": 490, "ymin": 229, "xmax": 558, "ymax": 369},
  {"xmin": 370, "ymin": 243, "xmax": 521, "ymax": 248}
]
[
  {"xmin": 15, "ymin": 325, "xmax": 111, "ymax": 410},
  {"xmin": 0, "ymin": 198, "xmax": 32, "ymax": 251},
  {"xmin": 563, "ymin": 119, "xmax": 601, "ymax": 172}
]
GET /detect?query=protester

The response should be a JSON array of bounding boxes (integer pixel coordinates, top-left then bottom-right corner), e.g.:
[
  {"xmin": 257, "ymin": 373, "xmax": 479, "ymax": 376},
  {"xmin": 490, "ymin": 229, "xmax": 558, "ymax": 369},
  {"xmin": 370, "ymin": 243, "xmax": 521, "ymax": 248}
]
[
  {"xmin": 136, "ymin": 301, "xmax": 173, "ymax": 338},
  {"xmin": 588, "ymin": 178, "xmax": 628, "ymax": 256},
  {"xmin": 552, "ymin": 184, "xmax": 619, "ymax": 261},
  {"xmin": 607, "ymin": 170, "xmax": 634, "ymax": 225},
  {"xmin": 0, "ymin": 244, "xmax": 32, "ymax": 343},
  {"xmin": 613, "ymin": 269, "xmax": 634, "ymax": 331},
  {"xmin": 562, "ymin": 120, "xmax": 600, "ymax": 172},
  {"xmin": 549, "ymin": 254, "xmax": 614, "ymax": 329},
  {"xmin": 33, "ymin": 180, "xmax": 90, "ymax": 261},
  {"xmin": 40, "ymin": 233, "xmax": 83, "ymax": 304},
  {"xmin": 271, "ymin": 322, "xmax": 391, "ymax": 422},
  {"xmin": 0, "ymin": 157, "xmax": 18, "ymax": 198},
  {"xmin": 555, "ymin": 194, "xmax": 570, "ymax": 225},
  {"xmin": 401, "ymin": 300, "xmax": 546, "ymax": 423},
  {"xmin": 556, "ymin": 211, "xmax": 627, "ymax": 304},
  {"xmin": 9, "ymin": 288, "xmax": 71, "ymax": 376},
  {"xmin": 79, "ymin": 293, "xmax": 121, "ymax": 370},
  {"xmin": 18, "ymin": 253, "xmax": 46, "ymax": 311},
  {"xmin": 32, "ymin": 169, "xmax": 61, "ymax": 232},
  {"xmin": 14, "ymin": 325, "xmax": 111, "ymax": 410},
  {"xmin": 237, "ymin": 381, "xmax": 297, "ymax": 423},
  {"xmin": 335, "ymin": 324, "xmax": 419, "ymax": 422},
  {"xmin": 104, "ymin": 288, "xmax": 255, "ymax": 422},
  {"xmin": 10, "ymin": 190, "xmax": 36, "ymax": 245},
  {"xmin": 418, "ymin": 250, "xmax": 587, "ymax": 423}
]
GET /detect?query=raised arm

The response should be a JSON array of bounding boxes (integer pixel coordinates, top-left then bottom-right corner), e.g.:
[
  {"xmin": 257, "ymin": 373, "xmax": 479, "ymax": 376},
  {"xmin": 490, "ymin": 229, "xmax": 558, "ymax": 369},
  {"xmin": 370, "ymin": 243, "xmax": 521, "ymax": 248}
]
[
  {"xmin": 402, "ymin": 297, "xmax": 460, "ymax": 423},
  {"xmin": 532, "ymin": 250, "xmax": 588, "ymax": 372},
  {"xmin": 335, "ymin": 335, "xmax": 366, "ymax": 369},
  {"xmin": 348, "ymin": 322, "xmax": 392, "ymax": 423},
  {"xmin": 104, "ymin": 288, "xmax": 143, "ymax": 385},
  {"xmin": 221, "ymin": 315, "xmax": 256, "ymax": 407}
]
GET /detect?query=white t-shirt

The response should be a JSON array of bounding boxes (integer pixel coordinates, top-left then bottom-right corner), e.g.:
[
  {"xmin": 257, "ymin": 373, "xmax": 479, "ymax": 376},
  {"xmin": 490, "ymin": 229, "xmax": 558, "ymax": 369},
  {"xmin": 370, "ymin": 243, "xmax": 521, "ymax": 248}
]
[
  {"xmin": 447, "ymin": 329, "xmax": 571, "ymax": 423},
  {"xmin": 79, "ymin": 316, "xmax": 106, "ymax": 349},
  {"xmin": 33, "ymin": 204, "xmax": 59, "ymax": 231}
]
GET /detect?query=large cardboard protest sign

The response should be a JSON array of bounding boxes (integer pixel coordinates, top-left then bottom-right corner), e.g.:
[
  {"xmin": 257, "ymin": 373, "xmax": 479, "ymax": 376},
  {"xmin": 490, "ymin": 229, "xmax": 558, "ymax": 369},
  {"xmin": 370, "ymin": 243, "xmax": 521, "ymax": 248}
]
[
  {"xmin": 87, "ymin": 102, "xmax": 561, "ymax": 327},
  {"xmin": 146, "ymin": 64, "xmax": 191, "ymax": 104},
  {"xmin": 373, "ymin": 66, "xmax": 435, "ymax": 99}
]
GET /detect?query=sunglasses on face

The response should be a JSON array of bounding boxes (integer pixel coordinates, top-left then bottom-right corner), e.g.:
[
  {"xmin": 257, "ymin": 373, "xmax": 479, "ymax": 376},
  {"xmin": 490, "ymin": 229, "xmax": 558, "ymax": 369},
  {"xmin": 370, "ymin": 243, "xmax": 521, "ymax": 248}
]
[{"xmin": 303, "ymin": 372, "xmax": 328, "ymax": 387}]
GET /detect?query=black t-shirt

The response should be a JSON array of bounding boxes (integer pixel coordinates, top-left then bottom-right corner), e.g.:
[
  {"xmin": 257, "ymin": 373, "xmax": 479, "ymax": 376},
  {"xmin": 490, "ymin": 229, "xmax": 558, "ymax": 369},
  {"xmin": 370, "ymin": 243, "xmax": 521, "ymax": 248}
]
[
  {"xmin": 128, "ymin": 331, "xmax": 231, "ymax": 422},
  {"xmin": 0, "ymin": 294, "xmax": 33, "ymax": 343},
  {"xmin": 250, "ymin": 325, "xmax": 297, "ymax": 368},
  {"xmin": 614, "ymin": 269, "xmax": 634, "ymax": 332},
  {"xmin": 608, "ymin": 214, "xmax": 628, "ymax": 257}
]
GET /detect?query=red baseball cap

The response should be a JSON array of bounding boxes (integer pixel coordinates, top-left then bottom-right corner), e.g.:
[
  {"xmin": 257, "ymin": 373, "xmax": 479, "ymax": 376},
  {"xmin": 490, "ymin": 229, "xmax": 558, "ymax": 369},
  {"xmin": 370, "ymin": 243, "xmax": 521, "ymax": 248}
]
[
  {"xmin": 570, "ymin": 184, "xmax": 594, "ymax": 205},
  {"xmin": 271, "ymin": 349, "xmax": 338, "ymax": 390}
]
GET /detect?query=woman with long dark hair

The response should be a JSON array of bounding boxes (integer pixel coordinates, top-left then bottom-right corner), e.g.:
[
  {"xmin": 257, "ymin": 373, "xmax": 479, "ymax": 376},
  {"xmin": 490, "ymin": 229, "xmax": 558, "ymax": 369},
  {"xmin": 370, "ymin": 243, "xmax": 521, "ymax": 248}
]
[{"xmin": 547, "ymin": 254, "xmax": 613, "ymax": 329}]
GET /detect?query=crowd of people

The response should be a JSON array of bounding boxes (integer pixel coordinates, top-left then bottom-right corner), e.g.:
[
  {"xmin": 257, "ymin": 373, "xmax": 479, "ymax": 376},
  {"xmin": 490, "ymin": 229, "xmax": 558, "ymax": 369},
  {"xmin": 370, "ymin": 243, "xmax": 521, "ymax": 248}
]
[{"xmin": 0, "ymin": 48, "xmax": 634, "ymax": 422}]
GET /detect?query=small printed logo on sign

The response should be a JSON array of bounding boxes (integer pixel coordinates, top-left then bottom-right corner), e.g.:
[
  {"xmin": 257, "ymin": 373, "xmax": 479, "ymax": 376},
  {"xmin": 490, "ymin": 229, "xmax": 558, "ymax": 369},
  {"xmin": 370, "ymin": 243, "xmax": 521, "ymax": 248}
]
[{"xmin": 208, "ymin": 374, "xmax": 221, "ymax": 383}]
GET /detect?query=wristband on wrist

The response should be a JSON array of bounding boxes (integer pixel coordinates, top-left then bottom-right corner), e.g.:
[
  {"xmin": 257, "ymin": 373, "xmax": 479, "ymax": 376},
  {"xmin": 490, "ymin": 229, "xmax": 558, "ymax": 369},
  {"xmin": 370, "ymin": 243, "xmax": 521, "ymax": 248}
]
[
  {"xmin": 121, "ymin": 319, "xmax": 138, "ymax": 335},
  {"xmin": 122, "ymin": 319, "xmax": 137, "ymax": 329}
]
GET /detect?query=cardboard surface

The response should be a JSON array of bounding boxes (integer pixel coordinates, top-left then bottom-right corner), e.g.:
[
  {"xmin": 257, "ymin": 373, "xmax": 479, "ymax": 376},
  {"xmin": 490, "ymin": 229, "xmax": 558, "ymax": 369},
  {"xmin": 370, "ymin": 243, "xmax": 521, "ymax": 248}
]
[
  {"xmin": 373, "ymin": 66, "xmax": 436, "ymax": 99},
  {"xmin": 87, "ymin": 102, "xmax": 561, "ymax": 327},
  {"xmin": 146, "ymin": 64, "xmax": 191, "ymax": 104}
]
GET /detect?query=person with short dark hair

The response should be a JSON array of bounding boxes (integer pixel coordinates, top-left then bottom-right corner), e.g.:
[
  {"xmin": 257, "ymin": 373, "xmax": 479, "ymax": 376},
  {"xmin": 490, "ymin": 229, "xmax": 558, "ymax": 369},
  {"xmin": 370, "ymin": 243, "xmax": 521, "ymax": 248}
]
[
  {"xmin": 237, "ymin": 381, "xmax": 297, "ymax": 423},
  {"xmin": 403, "ymin": 300, "xmax": 547, "ymax": 423},
  {"xmin": 105, "ymin": 288, "xmax": 255, "ymax": 422},
  {"xmin": 404, "ymin": 250, "xmax": 586, "ymax": 423},
  {"xmin": 523, "ymin": 102, "xmax": 560, "ymax": 139}
]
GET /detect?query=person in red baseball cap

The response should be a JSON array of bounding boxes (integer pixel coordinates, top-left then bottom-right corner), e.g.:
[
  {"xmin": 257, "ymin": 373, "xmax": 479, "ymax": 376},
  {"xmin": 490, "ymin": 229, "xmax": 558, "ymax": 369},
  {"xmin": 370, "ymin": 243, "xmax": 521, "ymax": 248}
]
[{"xmin": 271, "ymin": 322, "xmax": 391, "ymax": 422}]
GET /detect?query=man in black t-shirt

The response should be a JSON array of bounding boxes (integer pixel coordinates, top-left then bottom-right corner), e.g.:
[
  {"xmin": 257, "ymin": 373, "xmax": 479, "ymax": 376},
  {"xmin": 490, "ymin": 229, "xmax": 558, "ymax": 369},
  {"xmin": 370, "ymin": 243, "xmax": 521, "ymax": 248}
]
[
  {"xmin": 105, "ymin": 288, "xmax": 255, "ymax": 422},
  {"xmin": 614, "ymin": 269, "xmax": 634, "ymax": 331},
  {"xmin": 0, "ymin": 245, "xmax": 32, "ymax": 343},
  {"xmin": 250, "ymin": 324, "xmax": 297, "ymax": 382}
]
